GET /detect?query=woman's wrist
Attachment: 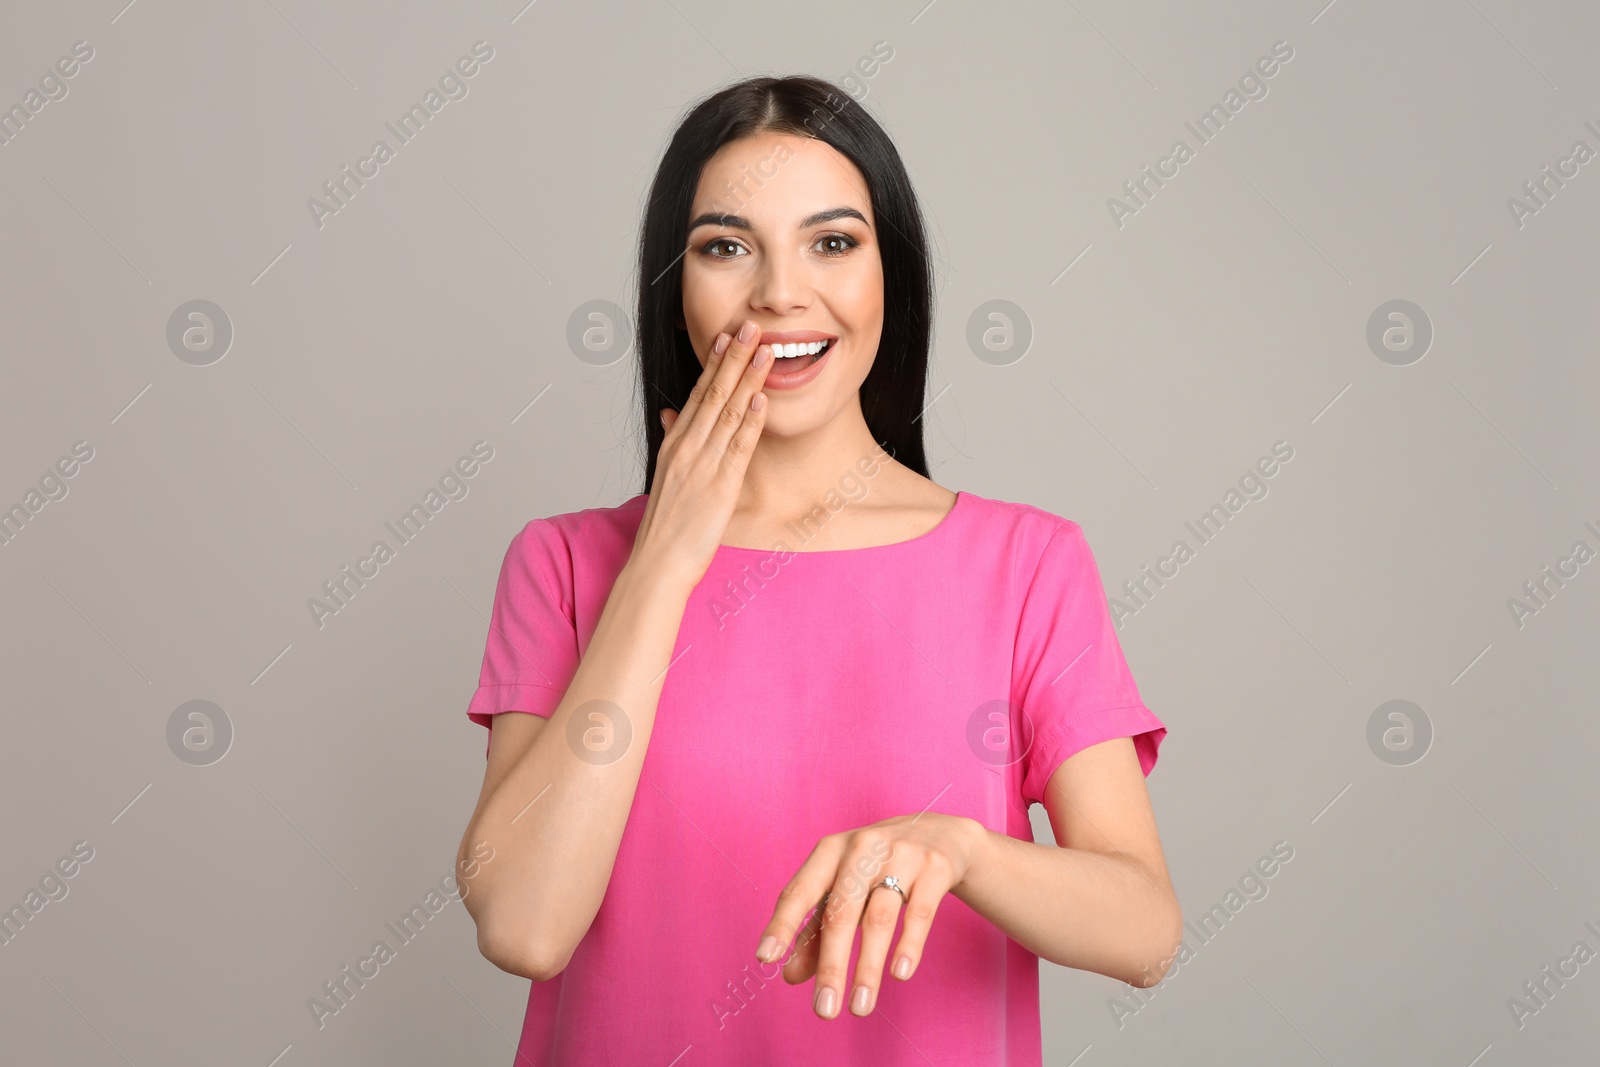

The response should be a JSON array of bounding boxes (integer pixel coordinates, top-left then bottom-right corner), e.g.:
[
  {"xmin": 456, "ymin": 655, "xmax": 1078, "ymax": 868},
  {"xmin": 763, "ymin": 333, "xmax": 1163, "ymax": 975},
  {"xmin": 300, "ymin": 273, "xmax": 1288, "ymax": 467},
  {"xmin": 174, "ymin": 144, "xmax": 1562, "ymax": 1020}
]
[
  {"xmin": 954, "ymin": 817, "xmax": 993, "ymax": 893},
  {"xmin": 616, "ymin": 552, "xmax": 700, "ymax": 604}
]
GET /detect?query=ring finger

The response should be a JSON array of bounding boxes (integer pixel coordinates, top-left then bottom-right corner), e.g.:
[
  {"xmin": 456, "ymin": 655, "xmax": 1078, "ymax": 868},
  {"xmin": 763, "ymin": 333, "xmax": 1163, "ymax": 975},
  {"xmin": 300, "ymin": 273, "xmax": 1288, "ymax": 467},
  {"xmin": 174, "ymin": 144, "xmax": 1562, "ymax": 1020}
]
[
  {"xmin": 846, "ymin": 879, "xmax": 907, "ymax": 1016},
  {"xmin": 805, "ymin": 859, "xmax": 897, "ymax": 1019}
]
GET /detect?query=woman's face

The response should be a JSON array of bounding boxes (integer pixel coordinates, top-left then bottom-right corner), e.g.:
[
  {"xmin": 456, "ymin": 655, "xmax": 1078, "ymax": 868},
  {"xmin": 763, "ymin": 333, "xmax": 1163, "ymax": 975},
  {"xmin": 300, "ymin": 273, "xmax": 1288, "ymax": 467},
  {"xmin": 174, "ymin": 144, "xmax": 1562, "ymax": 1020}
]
[{"xmin": 679, "ymin": 132, "xmax": 884, "ymax": 435}]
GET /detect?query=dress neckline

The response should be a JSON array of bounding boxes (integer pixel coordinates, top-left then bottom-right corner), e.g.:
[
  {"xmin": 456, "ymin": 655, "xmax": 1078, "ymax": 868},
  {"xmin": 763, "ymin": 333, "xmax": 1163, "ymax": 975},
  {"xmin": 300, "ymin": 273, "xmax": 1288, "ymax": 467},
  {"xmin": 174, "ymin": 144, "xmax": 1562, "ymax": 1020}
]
[{"xmin": 627, "ymin": 490, "xmax": 967, "ymax": 556}]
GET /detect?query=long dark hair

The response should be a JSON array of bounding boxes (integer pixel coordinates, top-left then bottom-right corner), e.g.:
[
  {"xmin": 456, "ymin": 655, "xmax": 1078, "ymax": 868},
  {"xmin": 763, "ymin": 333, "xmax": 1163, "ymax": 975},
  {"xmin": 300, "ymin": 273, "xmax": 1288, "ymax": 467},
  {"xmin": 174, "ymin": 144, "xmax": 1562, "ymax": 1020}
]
[{"xmin": 634, "ymin": 75, "xmax": 935, "ymax": 494}]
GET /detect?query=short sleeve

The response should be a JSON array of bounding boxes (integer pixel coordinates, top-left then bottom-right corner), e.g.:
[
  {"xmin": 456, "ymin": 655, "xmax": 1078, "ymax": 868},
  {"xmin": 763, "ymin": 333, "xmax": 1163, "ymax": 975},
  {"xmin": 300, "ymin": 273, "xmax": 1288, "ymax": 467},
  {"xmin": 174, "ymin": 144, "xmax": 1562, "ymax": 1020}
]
[
  {"xmin": 465, "ymin": 519, "xmax": 581, "ymax": 733},
  {"xmin": 1013, "ymin": 521, "xmax": 1166, "ymax": 806}
]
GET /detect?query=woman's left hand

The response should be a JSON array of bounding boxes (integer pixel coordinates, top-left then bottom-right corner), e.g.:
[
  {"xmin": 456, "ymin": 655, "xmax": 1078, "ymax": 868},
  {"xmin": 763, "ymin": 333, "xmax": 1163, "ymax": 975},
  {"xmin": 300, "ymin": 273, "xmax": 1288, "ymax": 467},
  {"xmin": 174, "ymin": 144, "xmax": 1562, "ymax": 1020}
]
[{"xmin": 754, "ymin": 812, "xmax": 986, "ymax": 1019}]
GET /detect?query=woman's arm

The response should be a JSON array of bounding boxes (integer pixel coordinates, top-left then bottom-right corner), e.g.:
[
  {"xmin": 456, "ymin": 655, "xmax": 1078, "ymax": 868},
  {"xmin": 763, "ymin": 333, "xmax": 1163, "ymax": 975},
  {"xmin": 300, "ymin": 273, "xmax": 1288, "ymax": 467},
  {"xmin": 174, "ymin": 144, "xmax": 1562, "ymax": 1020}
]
[
  {"xmin": 455, "ymin": 559, "xmax": 694, "ymax": 981},
  {"xmin": 758, "ymin": 734, "xmax": 1179, "ymax": 1017},
  {"xmin": 456, "ymin": 320, "xmax": 773, "ymax": 980},
  {"xmin": 953, "ymin": 735, "xmax": 1182, "ymax": 987}
]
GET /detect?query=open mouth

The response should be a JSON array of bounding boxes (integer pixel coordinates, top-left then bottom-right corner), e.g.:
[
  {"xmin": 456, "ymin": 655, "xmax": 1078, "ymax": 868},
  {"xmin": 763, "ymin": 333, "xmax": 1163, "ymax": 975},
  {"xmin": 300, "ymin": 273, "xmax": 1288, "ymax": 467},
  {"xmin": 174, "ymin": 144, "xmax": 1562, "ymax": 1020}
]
[{"xmin": 768, "ymin": 338, "xmax": 832, "ymax": 368}]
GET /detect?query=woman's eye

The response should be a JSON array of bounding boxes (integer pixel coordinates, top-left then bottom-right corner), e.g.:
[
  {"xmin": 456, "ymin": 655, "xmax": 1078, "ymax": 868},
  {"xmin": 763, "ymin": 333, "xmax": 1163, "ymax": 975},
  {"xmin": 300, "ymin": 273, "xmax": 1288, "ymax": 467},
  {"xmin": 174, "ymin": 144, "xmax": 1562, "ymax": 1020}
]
[
  {"xmin": 816, "ymin": 233, "xmax": 857, "ymax": 256},
  {"xmin": 702, "ymin": 239, "xmax": 744, "ymax": 259},
  {"xmin": 698, "ymin": 234, "xmax": 857, "ymax": 259}
]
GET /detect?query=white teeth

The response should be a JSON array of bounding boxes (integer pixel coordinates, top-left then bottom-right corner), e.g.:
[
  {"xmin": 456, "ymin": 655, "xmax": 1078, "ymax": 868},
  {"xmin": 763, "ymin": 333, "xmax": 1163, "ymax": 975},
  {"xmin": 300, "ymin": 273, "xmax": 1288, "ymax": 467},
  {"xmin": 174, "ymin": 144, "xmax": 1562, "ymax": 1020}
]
[{"xmin": 773, "ymin": 341, "xmax": 829, "ymax": 358}]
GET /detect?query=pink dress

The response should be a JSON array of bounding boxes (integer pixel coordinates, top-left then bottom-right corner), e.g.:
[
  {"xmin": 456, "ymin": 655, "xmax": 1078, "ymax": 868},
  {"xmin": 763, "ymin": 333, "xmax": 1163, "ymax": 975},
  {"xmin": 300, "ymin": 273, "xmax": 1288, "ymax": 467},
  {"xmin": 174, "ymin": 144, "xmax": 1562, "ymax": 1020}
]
[{"xmin": 466, "ymin": 489, "xmax": 1166, "ymax": 1065}]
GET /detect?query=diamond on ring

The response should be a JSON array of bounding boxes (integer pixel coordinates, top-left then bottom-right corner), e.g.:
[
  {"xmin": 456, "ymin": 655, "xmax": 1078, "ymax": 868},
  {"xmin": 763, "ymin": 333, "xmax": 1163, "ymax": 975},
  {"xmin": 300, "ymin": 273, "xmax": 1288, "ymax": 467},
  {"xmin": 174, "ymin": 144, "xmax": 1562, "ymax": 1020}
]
[{"xmin": 874, "ymin": 875, "xmax": 905, "ymax": 901}]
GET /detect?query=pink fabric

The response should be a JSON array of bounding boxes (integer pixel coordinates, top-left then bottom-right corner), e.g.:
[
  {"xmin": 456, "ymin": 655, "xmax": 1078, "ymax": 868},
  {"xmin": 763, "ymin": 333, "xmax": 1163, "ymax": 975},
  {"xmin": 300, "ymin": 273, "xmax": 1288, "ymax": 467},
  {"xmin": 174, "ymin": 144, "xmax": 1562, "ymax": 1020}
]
[{"xmin": 466, "ymin": 489, "xmax": 1166, "ymax": 1065}]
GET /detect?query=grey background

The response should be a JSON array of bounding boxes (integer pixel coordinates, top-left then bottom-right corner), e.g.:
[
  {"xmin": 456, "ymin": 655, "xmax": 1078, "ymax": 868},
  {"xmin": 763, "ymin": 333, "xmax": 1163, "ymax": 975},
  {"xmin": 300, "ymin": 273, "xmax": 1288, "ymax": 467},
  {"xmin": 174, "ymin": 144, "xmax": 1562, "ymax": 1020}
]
[{"xmin": 2, "ymin": 1, "xmax": 1596, "ymax": 1064}]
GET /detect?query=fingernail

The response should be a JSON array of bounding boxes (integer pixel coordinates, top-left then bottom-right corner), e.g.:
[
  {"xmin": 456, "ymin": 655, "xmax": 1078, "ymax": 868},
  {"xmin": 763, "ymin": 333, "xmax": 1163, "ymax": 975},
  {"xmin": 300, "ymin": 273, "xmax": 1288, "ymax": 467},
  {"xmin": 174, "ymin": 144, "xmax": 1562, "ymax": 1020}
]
[
  {"xmin": 815, "ymin": 986, "xmax": 836, "ymax": 1017},
  {"xmin": 893, "ymin": 956, "xmax": 911, "ymax": 979},
  {"xmin": 737, "ymin": 321, "xmax": 757, "ymax": 344},
  {"xmin": 714, "ymin": 332, "xmax": 731, "ymax": 355},
  {"xmin": 753, "ymin": 344, "xmax": 770, "ymax": 367},
  {"xmin": 851, "ymin": 985, "xmax": 871, "ymax": 1014},
  {"xmin": 756, "ymin": 935, "xmax": 777, "ymax": 961}
]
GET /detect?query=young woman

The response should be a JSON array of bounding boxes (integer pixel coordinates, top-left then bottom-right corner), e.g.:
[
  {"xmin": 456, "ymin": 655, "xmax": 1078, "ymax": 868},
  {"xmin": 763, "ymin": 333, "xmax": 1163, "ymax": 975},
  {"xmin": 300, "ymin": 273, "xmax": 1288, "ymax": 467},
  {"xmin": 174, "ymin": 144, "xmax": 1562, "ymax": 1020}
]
[{"xmin": 456, "ymin": 74, "xmax": 1177, "ymax": 1065}]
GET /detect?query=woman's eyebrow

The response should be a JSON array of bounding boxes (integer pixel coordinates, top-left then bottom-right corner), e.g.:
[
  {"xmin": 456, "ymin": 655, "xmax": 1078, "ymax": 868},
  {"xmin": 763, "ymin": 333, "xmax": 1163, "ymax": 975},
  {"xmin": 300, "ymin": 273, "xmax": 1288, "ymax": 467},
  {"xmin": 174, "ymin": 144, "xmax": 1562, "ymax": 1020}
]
[{"xmin": 686, "ymin": 206, "xmax": 869, "ymax": 232}]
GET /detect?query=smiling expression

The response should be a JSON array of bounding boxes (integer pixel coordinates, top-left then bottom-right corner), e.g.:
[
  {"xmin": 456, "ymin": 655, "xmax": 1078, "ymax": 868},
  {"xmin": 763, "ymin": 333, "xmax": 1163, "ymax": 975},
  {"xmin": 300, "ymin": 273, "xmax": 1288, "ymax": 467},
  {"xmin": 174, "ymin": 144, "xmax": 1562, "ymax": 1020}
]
[{"xmin": 679, "ymin": 133, "xmax": 885, "ymax": 432}]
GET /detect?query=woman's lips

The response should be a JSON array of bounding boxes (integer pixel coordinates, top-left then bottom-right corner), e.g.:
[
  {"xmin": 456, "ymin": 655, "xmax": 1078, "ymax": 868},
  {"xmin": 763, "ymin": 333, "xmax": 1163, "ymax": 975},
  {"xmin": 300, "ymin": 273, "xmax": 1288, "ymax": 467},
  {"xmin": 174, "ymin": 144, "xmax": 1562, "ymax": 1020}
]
[{"xmin": 761, "ymin": 339, "xmax": 833, "ymax": 391}]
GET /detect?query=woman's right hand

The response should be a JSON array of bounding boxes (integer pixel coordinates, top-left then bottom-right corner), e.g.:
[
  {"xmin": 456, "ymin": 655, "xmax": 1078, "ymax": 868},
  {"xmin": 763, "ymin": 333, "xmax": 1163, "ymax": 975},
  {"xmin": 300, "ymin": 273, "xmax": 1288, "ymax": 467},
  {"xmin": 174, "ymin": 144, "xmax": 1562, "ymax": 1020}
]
[{"xmin": 630, "ymin": 318, "xmax": 773, "ymax": 590}]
